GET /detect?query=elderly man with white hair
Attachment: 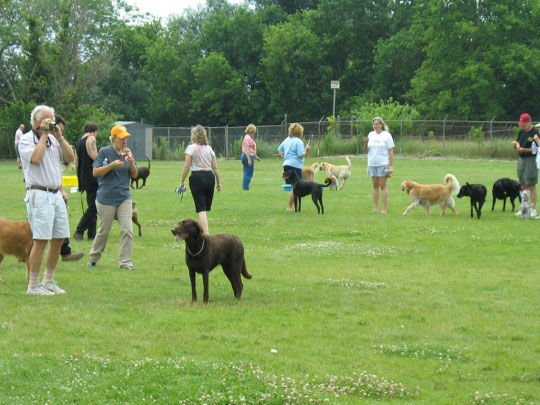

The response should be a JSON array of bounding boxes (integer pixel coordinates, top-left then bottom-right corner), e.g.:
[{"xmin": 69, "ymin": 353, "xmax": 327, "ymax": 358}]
[{"xmin": 18, "ymin": 105, "xmax": 75, "ymax": 295}]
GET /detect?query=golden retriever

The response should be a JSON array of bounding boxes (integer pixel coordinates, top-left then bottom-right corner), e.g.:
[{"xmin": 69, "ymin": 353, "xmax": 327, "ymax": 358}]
[
  {"xmin": 318, "ymin": 156, "xmax": 351, "ymax": 190},
  {"xmin": 0, "ymin": 218, "xmax": 33, "ymax": 281},
  {"xmin": 401, "ymin": 174, "xmax": 460, "ymax": 216},
  {"xmin": 302, "ymin": 162, "xmax": 320, "ymax": 182}
]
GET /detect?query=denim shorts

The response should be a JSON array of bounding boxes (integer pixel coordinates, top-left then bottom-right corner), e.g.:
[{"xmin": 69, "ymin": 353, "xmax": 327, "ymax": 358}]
[
  {"xmin": 368, "ymin": 165, "xmax": 391, "ymax": 177},
  {"xmin": 24, "ymin": 189, "xmax": 70, "ymax": 240}
]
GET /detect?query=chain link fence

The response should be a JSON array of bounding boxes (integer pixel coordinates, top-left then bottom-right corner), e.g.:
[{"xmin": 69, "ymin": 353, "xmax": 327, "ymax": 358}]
[{"xmin": 151, "ymin": 118, "xmax": 519, "ymax": 159}]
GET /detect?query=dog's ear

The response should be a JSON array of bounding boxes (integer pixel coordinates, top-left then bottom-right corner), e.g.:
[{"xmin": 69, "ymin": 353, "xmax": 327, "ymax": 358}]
[{"xmin": 192, "ymin": 220, "xmax": 203, "ymax": 237}]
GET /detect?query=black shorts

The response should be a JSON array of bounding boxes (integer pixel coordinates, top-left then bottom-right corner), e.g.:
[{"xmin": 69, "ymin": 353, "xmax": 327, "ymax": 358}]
[
  {"xmin": 283, "ymin": 165, "xmax": 302, "ymax": 179},
  {"xmin": 189, "ymin": 171, "xmax": 215, "ymax": 213}
]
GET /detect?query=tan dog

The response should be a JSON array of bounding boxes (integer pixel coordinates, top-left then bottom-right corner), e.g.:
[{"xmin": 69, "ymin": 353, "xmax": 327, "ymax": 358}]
[
  {"xmin": 0, "ymin": 218, "xmax": 33, "ymax": 281},
  {"xmin": 401, "ymin": 174, "xmax": 460, "ymax": 216},
  {"xmin": 302, "ymin": 163, "xmax": 320, "ymax": 182},
  {"xmin": 318, "ymin": 156, "xmax": 351, "ymax": 190}
]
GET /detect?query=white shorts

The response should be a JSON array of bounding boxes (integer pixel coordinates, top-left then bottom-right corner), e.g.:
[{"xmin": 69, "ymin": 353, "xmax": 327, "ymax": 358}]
[{"xmin": 24, "ymin": 189, "xmax": 70, "ymax": 240}]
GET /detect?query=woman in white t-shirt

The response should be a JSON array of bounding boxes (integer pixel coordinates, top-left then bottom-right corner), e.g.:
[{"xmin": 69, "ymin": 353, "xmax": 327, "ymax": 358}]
[
  {"xmin": 178, "ymin": 125, "xmax": 222, "ymax": 234},
  {"xmin": 364, "ymin": 116, "xmax": 395, "ymax": 214}
]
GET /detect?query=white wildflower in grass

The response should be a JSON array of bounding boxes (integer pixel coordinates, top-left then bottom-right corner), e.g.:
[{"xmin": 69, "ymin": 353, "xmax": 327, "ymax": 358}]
[{"xmin": 320, "ymin": 279, "xmax": 389, "ymax": 289}]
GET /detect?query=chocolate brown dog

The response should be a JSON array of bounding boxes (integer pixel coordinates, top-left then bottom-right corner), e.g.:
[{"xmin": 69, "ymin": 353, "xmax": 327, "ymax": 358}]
[
  {"xmin": 171, "ymin": 219, "xmax": 252, "ymax": 303},
  {"xmin": 130, "ymin": 156, "xmax": 150, "ymax": 189},
  {"xmin": 0, "ymin": 218, "xmax": 33, "ymax": 281}
]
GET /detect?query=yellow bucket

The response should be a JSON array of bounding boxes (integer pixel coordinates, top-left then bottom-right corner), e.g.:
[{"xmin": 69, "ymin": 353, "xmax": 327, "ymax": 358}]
[{"xmin": 62, "ymin": 176, "xmax": 79, "ymax": 187}]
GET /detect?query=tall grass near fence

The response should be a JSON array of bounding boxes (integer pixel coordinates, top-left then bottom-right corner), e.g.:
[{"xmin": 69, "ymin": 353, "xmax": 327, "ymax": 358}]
[
  {"xmin": 0, "ymin": 157, "xmax": 539, "ymax": 403},
  {"xmin": 397, "ymin": 137, "xmax": 516, "ymax": 159}
]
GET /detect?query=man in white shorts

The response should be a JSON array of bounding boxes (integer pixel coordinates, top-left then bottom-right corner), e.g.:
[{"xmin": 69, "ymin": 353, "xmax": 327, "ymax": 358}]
[{"xmin": 18, "ymin": 105, "xmax": 76, "ymax": 295}]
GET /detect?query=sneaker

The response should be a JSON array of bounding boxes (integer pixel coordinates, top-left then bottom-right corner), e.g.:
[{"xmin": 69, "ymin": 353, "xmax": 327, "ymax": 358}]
[
  {"xmin": 87, "ymin": 260, "xmax": 97, "ymax": 268},
  {"xmin": 43, "ymin": 280, "xmax": 66, "ymax": 294},
  {"xmin": 27, "ymin": 283, "xmax": 55, "ymax": 296},
  {"xmin": 62, "ymin": 251, "xmax": 84, "ymax": 261},
  {"xmin": 119, "ymin": 264, "xmax": 136, "ymax": 271},
  {"xmin": 73, "ymin": 232, "xmax": 84, "ymax": 241},
  {"xmin": 515, "ymin": 211, "xmax": 522, "ymax": 216},
  {"xmin": 532, "ymin": 209, "xmax": 538, "ymax": 217}
]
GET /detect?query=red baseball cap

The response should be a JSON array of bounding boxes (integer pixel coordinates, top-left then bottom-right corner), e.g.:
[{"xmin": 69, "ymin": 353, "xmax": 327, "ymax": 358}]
[{"xmin": 519, "ymin": 113, "xmax": 532, "ymax": 126}]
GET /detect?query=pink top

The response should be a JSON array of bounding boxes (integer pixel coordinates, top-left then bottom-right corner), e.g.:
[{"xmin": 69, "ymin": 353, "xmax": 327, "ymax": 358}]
[{"xmin": 242, "ymin": 134, "xmax": 257, "ymax": 156}]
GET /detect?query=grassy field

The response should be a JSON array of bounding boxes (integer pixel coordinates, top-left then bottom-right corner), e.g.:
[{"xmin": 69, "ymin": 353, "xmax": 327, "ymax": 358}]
[{"xmin": 0, "ymin": 156, "xmax": 539, "ymax": 404}]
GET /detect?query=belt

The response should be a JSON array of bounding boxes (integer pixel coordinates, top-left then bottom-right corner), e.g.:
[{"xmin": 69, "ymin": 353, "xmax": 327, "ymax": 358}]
[{"xmin": 27, "ymin": 185, "xmax": 59, "ymax": 193}]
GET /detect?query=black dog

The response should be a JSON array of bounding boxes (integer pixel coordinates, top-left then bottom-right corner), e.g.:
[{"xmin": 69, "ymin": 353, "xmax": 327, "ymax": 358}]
[
  {"xmin": 131, "ymin": 156, "xmax": 151, "ymax": 189},
  {"xmin": 492, "ymin": 178, "xmax": 521, "ymax": 211},
  {"xmin": 457, "ymin": 183, "xmax": 487, "ymax": 219},
  {"xmin": 282, "ymin": 170, "xmax": 331, "ymax": 214},
  {"xmin": 171, "ymin": 219, "xmax": 252, "ymax": 303}
]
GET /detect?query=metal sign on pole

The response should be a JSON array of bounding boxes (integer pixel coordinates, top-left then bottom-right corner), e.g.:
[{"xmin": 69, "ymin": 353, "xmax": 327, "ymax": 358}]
[{"xmin": 330, "ymin": 80, "xmax": 340, "ymax": 117}]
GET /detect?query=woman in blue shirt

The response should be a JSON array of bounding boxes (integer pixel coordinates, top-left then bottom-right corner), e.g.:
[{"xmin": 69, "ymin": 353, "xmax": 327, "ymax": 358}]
[{"xmin": 278, "ymin": 123, "xmax": 310, "ymax": 211}]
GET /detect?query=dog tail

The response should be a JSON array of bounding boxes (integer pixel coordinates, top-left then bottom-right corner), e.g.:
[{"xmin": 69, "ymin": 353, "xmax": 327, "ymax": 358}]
[
  {"xmin": 242, "ymin": 260, "xmax": 252, "ymax": 279},
  {"xmin": 345, "ymin": 156, "xmax": 351, "ymax": 170},
  {"xmin": 145, "ymin": 156, "xmax": 150, "ymax": 169},
  {"xmin": 445, "ymin": 173, "xmax": 460, "ymax": 195}
]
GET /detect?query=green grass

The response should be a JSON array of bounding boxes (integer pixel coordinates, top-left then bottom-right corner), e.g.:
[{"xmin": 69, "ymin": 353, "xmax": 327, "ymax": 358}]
[{"xmin": 1, "ymin": 156, "xmax": 539, "ymax": 404}]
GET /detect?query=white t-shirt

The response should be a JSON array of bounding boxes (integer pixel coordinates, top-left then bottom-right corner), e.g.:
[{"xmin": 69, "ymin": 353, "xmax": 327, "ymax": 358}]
[
  {"xmin": 19, "ymin": 130, "xmax": 64, "ymax": 189},
  {"xmin": 14, "ymin": 128, "xmax": 23, "ymax": 145},
  {"xmin": 367, "ymin": 130, "xmax": 395, "ymax": 166},
  {"xmin": 185, "ymin": 143, "xmax": 215, "ymax": 171}
]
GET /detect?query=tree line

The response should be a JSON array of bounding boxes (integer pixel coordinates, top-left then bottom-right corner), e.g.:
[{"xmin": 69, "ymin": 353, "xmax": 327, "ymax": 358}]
[{"xmin": 1, "ymin": 0, "xmax": 539, "ymax": 149}]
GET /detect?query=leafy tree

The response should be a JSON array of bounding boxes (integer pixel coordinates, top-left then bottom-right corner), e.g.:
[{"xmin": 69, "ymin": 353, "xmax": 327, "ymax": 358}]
[
  {"xmin": 307, "ymin": 0, "xmax": 392, "ymax": 106},
  {"xmin": 261, "ymin": 18, "xmax": 331, "ymax": 121},
  {"xmin": 253, "ymin": 0, "xmax": 320, "ymax": 14},
  {"xmin": 190, "ymin": 52, "xmax": 248, "ymax": 125},
  {"xmin": 144, "ymin": 20, "xmax": 201, "ymax": 126},
  {"xmin": 407, "ymin": 0, "xmax": 540, "ymax": 120}
]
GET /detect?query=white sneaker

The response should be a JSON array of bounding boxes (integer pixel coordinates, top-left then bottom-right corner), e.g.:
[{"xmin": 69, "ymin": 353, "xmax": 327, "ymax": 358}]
[
  {"xmin": 27, "ymin": 283, "xmax": 55, "ymax": 296},
  {"xmin": 531, "ymin": 209, "xmax": 538, "ymax": 217},
  {"xmin": 515, "ymin": 211, "xmax": 522, "ymax": 216},
  {"xmin": 43, "ymin": 280, "xmax": 66, "ymax": 294}
]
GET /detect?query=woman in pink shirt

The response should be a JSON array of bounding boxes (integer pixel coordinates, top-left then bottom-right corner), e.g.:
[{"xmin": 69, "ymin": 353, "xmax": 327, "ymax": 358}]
[{"xmin": 241, "ymin": 124, "xmax": 261, "ymax": 190}]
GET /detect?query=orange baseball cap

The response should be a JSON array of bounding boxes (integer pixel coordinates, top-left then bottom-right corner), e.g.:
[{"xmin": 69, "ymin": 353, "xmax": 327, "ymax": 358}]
[{"xmin": 110, "ymin": 125, "xmax": 131, "ymax": 139}]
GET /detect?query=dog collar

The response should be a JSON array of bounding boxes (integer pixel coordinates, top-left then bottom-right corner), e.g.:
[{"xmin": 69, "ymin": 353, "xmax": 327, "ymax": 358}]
[{"xmin": 187, "ymin": 239, "xmax": 205, "ymax": 256}]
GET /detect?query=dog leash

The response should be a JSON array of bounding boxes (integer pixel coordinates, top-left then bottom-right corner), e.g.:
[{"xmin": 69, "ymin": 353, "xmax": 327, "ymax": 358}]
[
  {"xmin": 175, "ymin": 186, "xmax": 186, "ymax": 204},
  {"xmin": 186, "ymin": 239, "xmax": 205, "ymax": 256}
]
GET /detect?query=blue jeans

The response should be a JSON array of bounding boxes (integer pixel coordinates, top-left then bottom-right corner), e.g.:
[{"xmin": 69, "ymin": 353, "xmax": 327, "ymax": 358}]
[{"xmin": 241, "ymin": 153, "xmax": 255, "ymax": 190}]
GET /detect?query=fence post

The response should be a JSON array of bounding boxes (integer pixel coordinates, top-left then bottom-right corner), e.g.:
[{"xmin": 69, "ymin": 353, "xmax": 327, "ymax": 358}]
[
  {"xmin": 225, "ymin": 125, "xmax": 229, "ymax": 160},
  {"xmin": 443, "ymin": 115, "xmax": 448, "ymax": 155},
  {"xmin": 400, "ymin": 119, "xmax": 403, "ymax": 154},
  {"xmin": 318, "ymin": 116, "xmax": 324, "ymax": 157},
  {"xmin": 489, "ymin": 116, "xmax": 495, "ymax": 157}
]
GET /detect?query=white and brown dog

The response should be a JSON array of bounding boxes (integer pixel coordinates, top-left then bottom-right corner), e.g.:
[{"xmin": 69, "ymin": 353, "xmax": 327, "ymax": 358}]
[{"xmin": 318, "ymin": 156, "xmax": 351, "ymax": 190}]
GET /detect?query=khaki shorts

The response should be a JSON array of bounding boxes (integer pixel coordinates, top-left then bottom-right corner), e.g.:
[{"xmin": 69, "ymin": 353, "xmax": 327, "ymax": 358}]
[
  {"xmin": 518, "ymin": 157, "xmax": 538, "ymax": 185},
  {"xmin": 24, "ymin": 189, "xmax": 70, "ymax": 240}
]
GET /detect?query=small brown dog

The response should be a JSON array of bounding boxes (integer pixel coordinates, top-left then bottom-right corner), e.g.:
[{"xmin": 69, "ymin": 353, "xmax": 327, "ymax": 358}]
[
  {"xmin": 0, "ymin": 218, "xmax": 33, "ymax": 281},
  {"xmin": 325, "ymin": 175, "xmax": 338, "ymax": 191},
  {"xmin": 130, "ymin": 156, "xmax": 151, "ymax": 189},
  {"xmin": 171, "ymin": 218, "xmax": 252, "ymax": 303},
  {"xmin": 302, "ymin": 162, "xmax": 320, "ymax": 182},
  {"xmin": 114, "ymin": 201, "xmax": 142, "ymax": 236},
  {"xmin": 401, "ymin": 174, "xmax": 460, "ymax": 216},
  {"xmin": 318, "ymin": 156, "xmax": 351, "ymax": 190}
]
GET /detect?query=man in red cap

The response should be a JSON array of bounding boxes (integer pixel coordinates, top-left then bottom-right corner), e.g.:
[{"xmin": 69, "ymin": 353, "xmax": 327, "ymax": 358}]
[{"xmin": 512, "ymin": 113, "xmax": 540, "ymax": 217}]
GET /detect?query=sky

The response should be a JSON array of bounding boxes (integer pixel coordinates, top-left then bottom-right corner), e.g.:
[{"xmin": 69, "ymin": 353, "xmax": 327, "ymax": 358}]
[{"xmin": 126, "ymin": 0, "xmax": 244, "ymax": 20}]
